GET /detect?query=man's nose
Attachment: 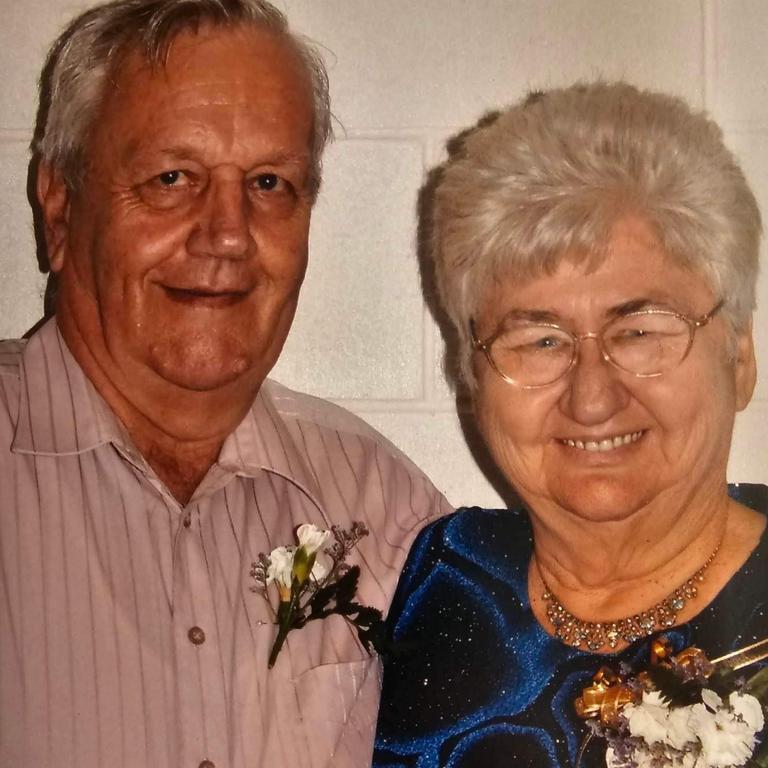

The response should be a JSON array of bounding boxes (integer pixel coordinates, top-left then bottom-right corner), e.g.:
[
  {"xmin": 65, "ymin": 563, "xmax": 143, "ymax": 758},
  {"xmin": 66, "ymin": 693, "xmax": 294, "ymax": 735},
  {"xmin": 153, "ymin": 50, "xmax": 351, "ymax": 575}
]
[
  {"xmin": 189, "ymin": 177, "xmax": 251, "ymax": 259},
  {"xmin": 559, "ymin": 335, "xmax": 630, "ymax": 425}
]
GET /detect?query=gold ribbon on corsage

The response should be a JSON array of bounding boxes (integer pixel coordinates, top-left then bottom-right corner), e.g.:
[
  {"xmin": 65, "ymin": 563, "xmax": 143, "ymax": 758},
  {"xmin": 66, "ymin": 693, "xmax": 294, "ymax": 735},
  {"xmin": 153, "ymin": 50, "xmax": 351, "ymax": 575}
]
[
  {"xmin": 575, "ymin": 636, "xmax": 768, "ymax": 727},
  {"xmin": 573, "ymin": 636, "xmax": 768, "ymax": 766}
]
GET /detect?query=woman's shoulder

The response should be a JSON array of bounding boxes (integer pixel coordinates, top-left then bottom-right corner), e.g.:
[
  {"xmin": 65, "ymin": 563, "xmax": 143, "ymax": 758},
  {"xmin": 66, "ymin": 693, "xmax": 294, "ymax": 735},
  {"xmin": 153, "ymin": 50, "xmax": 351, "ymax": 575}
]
[
  {"xmin": 387, "ymin": 506, "xmax": 534, "ymax": 628},
  {"xmin": 729, "ymin": 482, "xmax": 768, "ymax": 514},
  {"xmin": 418, "ymin": 504, "xmax": 533, "ymax": 546},
  {"xmin": 404, "ymin": 505, "xmax": 533, "ymax": 577}
]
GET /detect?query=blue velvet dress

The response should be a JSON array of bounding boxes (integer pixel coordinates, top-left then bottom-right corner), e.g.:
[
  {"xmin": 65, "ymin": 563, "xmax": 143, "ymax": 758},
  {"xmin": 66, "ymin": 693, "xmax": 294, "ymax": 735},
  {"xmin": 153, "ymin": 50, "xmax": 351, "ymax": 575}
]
[{"xmin": 373, "ymin": 484, "xmax": 768, "ymax": 768}]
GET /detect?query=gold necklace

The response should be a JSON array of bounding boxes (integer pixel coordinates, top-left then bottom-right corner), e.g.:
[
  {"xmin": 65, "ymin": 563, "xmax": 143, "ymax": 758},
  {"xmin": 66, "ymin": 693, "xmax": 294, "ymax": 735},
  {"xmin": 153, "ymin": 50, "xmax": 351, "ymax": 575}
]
[{"xmin": 537, "ymin": 545, "xmax": 720, "ymax": 652}]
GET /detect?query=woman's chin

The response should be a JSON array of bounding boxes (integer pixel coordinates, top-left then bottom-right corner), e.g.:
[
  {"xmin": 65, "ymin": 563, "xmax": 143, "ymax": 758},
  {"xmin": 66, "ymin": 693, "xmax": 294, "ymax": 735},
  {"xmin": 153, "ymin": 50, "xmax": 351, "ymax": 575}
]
[{"xmin": 546, "ymin": 476, "xmax": 654, "ymax": 523}]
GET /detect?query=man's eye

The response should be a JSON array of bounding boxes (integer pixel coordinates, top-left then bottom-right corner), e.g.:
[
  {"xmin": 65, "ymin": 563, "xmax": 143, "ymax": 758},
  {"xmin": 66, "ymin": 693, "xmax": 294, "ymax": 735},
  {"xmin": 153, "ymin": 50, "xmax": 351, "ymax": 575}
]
[
  {"xmin": 157, "ymin": 170, "xmax": 186, "ymax": 187},
  {"xmin": 252, "ymin": 173, "xmax": 285, "ymax": 192}
]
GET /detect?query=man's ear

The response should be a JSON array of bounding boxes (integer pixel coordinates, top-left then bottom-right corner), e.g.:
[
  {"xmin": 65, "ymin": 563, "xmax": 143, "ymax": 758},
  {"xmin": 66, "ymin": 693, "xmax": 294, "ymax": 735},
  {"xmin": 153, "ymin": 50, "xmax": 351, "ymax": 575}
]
[
  {"xmin": 734, "ymin": 319, "xmax": 757, "ymax": 412},
  {"xmin": 36, "ymin": 162, "xmax": 71, "ymax": 273}
]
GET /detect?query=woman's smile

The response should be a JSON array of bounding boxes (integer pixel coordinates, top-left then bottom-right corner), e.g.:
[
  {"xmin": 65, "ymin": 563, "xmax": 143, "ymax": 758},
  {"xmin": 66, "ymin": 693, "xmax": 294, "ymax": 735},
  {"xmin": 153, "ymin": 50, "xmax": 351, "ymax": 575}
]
[{"xmin": 558, "ymin": 429, "xmax": 645, "ymax": 452}]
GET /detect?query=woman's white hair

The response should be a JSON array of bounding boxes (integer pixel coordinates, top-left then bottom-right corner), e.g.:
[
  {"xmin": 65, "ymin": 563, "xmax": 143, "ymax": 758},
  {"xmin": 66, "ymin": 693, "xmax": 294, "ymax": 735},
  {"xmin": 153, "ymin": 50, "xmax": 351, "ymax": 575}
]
[
  {"xmin": 429, "ymin": 82, "xmax": 762, "ymax": 386},
  {"xmin": 33, "ymin": 0, "xmax": 332, "ymax": 198}
]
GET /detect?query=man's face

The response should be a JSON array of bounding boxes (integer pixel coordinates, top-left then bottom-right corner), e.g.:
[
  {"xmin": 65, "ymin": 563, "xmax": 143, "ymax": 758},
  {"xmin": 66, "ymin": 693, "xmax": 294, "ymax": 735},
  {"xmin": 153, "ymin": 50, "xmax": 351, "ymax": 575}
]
[{"xmin": 50, "ymin": 24, "xmax": 315, "ymax": 395}]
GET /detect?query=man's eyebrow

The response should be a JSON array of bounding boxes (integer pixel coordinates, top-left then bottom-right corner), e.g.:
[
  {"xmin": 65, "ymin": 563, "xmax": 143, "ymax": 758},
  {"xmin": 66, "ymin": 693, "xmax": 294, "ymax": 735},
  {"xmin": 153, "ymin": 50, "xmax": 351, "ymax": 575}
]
[
  {"xmin": 124, "ymin": 144, "xmax": 311, "ymax": 167},
  {"xmin": 121, "ymin": 142, "xmax": 195, "ymax": 166}
]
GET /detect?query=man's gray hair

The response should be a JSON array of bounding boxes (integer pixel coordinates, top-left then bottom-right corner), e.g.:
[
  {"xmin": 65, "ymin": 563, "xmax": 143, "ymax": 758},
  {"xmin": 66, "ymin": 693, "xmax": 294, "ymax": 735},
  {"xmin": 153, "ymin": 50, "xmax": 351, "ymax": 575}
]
[
  {"xmin": 428, "ymin": 81, "xmax": 762, "ymax": 386},
  {"xmin": 33, "ymin": 0, "xmax": 332, "ymax": 198}
]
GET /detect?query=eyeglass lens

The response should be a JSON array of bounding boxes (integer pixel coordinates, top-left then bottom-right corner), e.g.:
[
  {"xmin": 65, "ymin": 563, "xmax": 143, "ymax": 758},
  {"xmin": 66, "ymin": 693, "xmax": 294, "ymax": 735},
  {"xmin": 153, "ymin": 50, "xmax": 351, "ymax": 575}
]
[{"xmin": 488, "ymin": 311, "xmax": 693, "ymax": 386}]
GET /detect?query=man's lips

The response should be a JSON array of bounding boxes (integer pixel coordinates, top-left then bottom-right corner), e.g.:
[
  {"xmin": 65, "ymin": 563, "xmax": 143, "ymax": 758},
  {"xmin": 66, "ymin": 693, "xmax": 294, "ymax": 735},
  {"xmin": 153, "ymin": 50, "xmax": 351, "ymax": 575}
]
[{"xmin": 163, "ymin": 286, "xmax": 250, "ymax": 307}]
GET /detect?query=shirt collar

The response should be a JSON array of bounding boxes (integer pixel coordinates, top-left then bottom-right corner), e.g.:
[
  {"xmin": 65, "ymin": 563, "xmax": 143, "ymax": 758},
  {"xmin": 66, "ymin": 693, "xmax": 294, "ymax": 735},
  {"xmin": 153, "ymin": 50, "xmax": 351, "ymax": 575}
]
[
  {"xmin": 12, "ymin": 319, "xmax": 127, "ymax": 456},
  {"xmin": 13, "ymin": 320, "xmax": 324, "ymax": 510},
  {"xmin": 217, "ymin": 380, "xmax": 324, "ymax": 509}
]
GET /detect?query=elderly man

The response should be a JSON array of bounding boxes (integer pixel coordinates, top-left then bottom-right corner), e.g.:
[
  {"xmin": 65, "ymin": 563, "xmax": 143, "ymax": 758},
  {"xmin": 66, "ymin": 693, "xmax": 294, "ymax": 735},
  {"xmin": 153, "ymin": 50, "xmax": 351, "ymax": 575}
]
[{"xmin": 0, "ymin": 1, "xmax": 449, "ymax": 766}]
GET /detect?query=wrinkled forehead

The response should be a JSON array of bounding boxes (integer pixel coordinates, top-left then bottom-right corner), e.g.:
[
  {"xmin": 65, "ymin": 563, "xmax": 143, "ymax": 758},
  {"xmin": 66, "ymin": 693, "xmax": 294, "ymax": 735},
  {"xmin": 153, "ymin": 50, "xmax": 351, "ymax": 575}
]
[
  {"xmin": 469, "ymin": 214, "xmax": 714, "ymax": 319},
  {"xmin": 79, "ymin": 23, "xmax": 315, "ymax": 164},
  {"xmin": 106, "ymin": 22, "xmax": 312, "ymax": 110}
]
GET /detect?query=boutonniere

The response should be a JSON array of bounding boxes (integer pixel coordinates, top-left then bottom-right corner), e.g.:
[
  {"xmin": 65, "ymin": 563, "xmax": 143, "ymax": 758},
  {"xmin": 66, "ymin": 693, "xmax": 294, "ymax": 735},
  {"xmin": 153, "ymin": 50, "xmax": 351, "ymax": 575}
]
[
  {"xmin": 250, "ymin": 522, "xmax": 388, "ymax": 668},
  {"xmin": 574, "ymin": 637, "xmax": 768, "ymax": 767}
]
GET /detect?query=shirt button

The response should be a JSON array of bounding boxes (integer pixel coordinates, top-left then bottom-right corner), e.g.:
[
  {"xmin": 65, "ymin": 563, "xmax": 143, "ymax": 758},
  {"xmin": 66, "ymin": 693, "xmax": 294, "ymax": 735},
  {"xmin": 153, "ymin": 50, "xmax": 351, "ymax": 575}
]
[
  {"xmin": 188, "ymin": 626, "xmax": 206, "ymax": 645},
  {"xmin": 199, "ymin": 761, "xmax": 215, "ymax": 768},
  {"xmin": 183, "ymin": 514, "xmax": 191, "ymax": 528}
]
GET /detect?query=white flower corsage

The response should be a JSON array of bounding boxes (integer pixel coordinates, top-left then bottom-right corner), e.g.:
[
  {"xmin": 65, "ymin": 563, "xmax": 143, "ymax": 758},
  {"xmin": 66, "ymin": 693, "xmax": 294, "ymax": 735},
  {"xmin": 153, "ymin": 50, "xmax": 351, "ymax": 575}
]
[{"xmin": 575, "ymin": 637, "xmax": 768, "ymax": 767}]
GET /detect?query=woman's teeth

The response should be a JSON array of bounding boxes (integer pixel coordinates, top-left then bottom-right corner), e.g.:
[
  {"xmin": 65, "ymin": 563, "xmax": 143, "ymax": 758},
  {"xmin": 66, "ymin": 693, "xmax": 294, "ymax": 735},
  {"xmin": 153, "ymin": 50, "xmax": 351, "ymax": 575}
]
[{"xmin": 562, "ymin": 431, "xmax": 644, "ymax": 452}]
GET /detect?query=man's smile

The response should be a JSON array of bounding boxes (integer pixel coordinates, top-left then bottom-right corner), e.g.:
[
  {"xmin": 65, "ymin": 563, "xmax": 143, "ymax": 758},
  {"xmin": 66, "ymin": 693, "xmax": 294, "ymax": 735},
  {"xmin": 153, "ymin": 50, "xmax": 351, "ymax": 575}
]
[{"xmin": 163, "ymin": 285, "xmax": 251, "ymax": 306}]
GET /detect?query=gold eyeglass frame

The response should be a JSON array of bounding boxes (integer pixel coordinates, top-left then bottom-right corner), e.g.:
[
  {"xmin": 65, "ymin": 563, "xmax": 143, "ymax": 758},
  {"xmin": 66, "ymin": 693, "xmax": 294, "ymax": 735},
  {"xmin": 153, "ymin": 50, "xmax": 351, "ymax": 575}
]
[{"xmin": 470, "ymin": 300, "xmax": 725, "ymax": 389}]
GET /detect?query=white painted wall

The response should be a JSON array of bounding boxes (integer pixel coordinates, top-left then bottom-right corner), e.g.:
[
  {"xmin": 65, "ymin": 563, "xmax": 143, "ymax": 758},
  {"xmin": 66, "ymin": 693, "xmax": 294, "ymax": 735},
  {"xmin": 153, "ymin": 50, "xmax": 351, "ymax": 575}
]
[{"xmin": 1, "ymin": 0, "xmax": 766, "ymax": 507}]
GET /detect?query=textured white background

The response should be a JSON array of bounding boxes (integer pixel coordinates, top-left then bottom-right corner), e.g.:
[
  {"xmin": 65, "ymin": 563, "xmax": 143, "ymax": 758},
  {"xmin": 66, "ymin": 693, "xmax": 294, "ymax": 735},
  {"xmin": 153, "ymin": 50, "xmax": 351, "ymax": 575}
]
[{"xmin": 1, "ymin": 0, "xmax": 766, "ymax": 507}]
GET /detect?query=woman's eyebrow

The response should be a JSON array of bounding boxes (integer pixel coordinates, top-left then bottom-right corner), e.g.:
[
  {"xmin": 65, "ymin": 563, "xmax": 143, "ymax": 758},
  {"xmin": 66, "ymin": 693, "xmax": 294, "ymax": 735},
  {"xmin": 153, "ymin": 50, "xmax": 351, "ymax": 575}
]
[
  {"xmin": 609, "ymin": 297, "xmax": 678, "ymax": 316},
  {"xmin": 499, "ymin": 308, "xmax": 563, "ymax": 324},
  {"xmin": 498, "ymin": 298, "xmax": 681, "ymax": 326}
]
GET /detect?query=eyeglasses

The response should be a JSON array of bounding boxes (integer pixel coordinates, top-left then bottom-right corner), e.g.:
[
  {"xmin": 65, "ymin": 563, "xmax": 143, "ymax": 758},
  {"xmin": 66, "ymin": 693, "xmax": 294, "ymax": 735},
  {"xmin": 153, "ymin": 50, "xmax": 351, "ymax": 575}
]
[{"xmin": 470, "ymin": 300, "xmax": 725, "ymax": 388}]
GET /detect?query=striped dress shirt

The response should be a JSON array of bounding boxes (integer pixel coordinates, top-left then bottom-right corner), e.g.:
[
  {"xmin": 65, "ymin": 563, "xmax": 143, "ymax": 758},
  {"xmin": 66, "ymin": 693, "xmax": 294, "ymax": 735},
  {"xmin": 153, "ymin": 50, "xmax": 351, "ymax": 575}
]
[{"xmin": 0, "ymin": 319, "xmax": 451, "ymax": 768}]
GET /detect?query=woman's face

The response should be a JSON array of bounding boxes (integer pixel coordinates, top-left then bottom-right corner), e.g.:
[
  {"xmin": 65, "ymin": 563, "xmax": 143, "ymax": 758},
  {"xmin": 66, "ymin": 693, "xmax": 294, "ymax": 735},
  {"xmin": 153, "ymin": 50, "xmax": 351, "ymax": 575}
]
[{"xmin": 472, "ymin": 216, "xmax": 756, "ymax": 522}]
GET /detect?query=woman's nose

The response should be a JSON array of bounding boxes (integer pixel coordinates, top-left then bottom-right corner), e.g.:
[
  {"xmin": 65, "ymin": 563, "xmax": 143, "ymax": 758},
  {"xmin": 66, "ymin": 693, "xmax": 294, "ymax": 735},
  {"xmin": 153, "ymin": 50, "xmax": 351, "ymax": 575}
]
[{"xmin": 560, "ymin": 335, "xmax": 630, "ymax": 425}]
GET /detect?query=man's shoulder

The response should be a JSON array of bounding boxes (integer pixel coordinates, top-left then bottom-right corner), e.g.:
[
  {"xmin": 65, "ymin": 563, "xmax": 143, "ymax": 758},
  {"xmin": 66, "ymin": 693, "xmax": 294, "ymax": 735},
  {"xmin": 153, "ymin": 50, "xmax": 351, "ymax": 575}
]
[
  {"xmin": 0, "ymin": 337, "xmax": 25, "ymax": 442},
  {"xmin": 0, "ymin": 337, "xmax": 25, "ymax": 379},
  {"xmin": 0, "ymin": 337, "xmax": 25, "ymax": 404},
  {"xmin": 258, "ymin": 378, "xmax": 452, "ymax": 521},
  {"xmin": 262, "ymin": 378, "xmax": 423, "ymax": 469}
]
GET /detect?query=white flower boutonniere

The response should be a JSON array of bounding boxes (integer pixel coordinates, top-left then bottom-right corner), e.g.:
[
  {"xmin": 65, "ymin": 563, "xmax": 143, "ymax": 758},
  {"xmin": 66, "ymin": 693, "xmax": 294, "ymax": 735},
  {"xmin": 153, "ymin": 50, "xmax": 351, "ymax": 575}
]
[{"xmin": 250, "ymin": 522, "xmax": 387, "ymax": 668}]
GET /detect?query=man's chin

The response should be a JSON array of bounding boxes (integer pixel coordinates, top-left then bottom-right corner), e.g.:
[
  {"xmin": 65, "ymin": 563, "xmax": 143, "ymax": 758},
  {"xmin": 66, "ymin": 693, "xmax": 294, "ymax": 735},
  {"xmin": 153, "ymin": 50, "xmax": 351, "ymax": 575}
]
[{"xmin": 147, "ymin": 352, "xmax": 258, "ymax": 393}]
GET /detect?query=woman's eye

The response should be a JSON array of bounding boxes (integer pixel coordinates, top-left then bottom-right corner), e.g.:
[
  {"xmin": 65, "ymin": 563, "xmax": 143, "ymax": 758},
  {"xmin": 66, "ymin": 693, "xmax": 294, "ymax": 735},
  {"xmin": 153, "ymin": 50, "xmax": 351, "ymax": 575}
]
[
  {"xmin": 533, "ymin": 335, "xmax": 562, "ymax": 349},
  {"xmin": 612, "ymin": 327, "xmax": 659, "ymax": 344}
]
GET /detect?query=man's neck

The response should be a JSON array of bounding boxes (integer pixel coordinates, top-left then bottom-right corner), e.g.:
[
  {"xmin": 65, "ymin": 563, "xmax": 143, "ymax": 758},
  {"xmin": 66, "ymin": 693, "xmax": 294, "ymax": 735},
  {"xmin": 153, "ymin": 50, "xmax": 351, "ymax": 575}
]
[
  {"xmin": 56, "ymin": 314, "xmax": 260, "ymax": 505},
  {"xmin": 142, "ymin": 434, "xmax": 223, "ymax": 505}
]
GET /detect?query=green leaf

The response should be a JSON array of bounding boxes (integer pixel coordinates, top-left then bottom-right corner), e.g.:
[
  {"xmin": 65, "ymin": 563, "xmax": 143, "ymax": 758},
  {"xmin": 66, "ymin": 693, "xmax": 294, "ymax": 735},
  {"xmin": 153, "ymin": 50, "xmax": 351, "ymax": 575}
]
[
  {"xmin": 708, "ymin": 667, "xmax": 742, "ymax": 698},
  {"xmin": 746, "ymin": 667, "xmax": 768, "ymax": 704},
  {"xmin": 307, "ymin": 581, "xmax": 336, "ymax": 615},
  {"xmin": 353, "ymin": 612, "xmax": 390, "ymax": 655},
  {"xmin": 643, "ymin": 665, "xmax": 703, "ymax": 706},
  {"xmin": 334, "ymin": 566, "xmax": 361, "ymax": 607},
  {"xmin": 269, "ymin": 601, "xmax": 296, "ymax": 668},
  {"xmin": 747, "ymin": 738, "xmax": 768, "ymax": 767},
  {"xmin": 354, "ymin": 605, "xmax": 384, "ymax": 627},
  {"xmin": 291, "ymin": 547, "xmax": 314, "ymax": 585},
  {"xmin": 276, "ymin": 599, "xmax": 292, "ymax": 627}
]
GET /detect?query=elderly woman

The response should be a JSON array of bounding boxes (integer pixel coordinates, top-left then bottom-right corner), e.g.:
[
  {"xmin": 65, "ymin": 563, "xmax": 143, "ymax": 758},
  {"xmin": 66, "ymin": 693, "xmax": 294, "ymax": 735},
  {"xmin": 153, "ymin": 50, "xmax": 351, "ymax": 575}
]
[{"xmin": 373, "ymin": 82, "xmax": 767, "ymax": 767}]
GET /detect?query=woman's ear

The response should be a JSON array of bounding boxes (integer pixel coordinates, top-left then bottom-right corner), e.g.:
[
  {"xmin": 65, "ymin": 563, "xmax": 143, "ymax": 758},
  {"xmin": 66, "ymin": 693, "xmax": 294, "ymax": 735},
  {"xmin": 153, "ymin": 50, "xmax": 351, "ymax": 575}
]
[
  {"xmin": 36, "ymin": 163, "xmax": 71, "ymax": 273},
  {"xmin": 734, "ymin": 320, "xmax": 757, "ymax": 412}
]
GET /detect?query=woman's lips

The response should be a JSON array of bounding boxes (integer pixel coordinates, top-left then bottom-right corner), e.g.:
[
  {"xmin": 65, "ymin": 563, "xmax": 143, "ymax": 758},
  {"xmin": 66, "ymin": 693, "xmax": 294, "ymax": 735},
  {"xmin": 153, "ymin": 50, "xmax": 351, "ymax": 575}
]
[{"xmin": 559, "ymin": 430, "xmax": 645, "ymax": 453}]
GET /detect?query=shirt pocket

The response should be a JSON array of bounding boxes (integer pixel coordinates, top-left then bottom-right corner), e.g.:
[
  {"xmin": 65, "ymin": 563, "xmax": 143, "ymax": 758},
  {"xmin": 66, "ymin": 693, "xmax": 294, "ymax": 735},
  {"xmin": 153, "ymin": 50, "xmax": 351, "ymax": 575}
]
[
  {"xmin": 293, "ymin": 657, "xmax": 379, "ymax": 724},
  {"xmin": 292, "ymin": 656, "xmax": 382, "ymax": 764}
]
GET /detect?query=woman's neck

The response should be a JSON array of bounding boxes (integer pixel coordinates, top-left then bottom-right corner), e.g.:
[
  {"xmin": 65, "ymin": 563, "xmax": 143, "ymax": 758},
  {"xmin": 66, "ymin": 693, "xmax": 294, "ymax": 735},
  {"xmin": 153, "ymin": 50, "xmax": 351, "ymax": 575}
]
[{"xmin": 526, "ymin": 489, "xmax": 766, "ymax": 643}]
